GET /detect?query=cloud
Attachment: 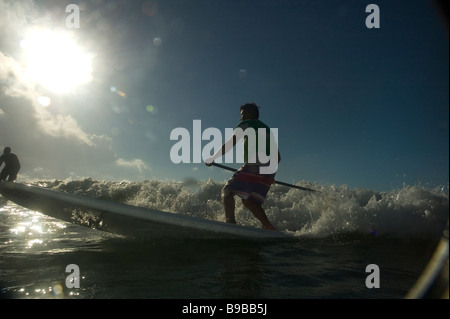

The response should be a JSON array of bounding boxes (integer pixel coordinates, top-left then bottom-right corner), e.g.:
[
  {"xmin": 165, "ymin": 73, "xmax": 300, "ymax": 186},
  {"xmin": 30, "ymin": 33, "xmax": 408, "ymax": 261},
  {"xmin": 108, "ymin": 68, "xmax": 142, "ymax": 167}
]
[
  {"xmin": 33, "ymin": 107, "xmax": 96, "ymax": 146},
  {"xmin": 2, "ymin": 46, "xmax": 96, "ymax": 142},
  {"xmin": 0, "ymin": 2, "xmax": 94, "ymax": 141},
  {"xmin": 0, "ymin": 1, "xmax": 159, "ymax": 182},
  {"xmin": 0, "ymin": 94, "xmax": 116, "ymax": 179},
  {"xmin": 0, "ymin": 2, "xmax": 120, "ymax": 181},
  {"xmin": 115, "ymin": 158, "xmax": 151, "ymax": 173},
  {"xmin": 0, "ymin": 51, "xmax": 33, "ymax": 99}
]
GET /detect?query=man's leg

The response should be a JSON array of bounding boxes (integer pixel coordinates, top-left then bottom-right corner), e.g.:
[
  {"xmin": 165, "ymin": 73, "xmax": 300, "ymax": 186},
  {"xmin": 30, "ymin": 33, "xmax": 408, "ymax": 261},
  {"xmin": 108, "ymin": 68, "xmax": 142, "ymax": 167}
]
[
  {"xmin": 221, "ymin": 186, "xmax": 236, "ymax": 224},
  {"xmin": 0, "ymin": 169, "xmax": 7, "ymax": 182},
  {"xmin": 7, "ymin": 170, "xmax": 18, "ymax": 182},
  {"xmin": 242, "ymin": 198, "xmax": 275, "ymax": 230}
]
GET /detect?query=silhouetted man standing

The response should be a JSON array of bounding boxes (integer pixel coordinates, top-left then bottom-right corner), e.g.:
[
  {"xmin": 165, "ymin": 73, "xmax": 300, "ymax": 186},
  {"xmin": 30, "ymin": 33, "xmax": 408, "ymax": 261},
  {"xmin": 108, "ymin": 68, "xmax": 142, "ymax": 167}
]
[
  {"xmin": 205, "ymin": 103, "xmax": 281, "ymax": 230},
  {"xmin": 0, "ymin": 147, "xmax": 21, "ymax": 182}
]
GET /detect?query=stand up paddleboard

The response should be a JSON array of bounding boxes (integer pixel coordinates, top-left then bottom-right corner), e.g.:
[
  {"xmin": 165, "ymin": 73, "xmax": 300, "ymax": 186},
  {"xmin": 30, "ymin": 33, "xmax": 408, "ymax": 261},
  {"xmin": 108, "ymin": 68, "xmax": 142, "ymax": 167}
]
[{"xmin": 0, "ymin": 182, "xmax": 291, "ymax": 240}]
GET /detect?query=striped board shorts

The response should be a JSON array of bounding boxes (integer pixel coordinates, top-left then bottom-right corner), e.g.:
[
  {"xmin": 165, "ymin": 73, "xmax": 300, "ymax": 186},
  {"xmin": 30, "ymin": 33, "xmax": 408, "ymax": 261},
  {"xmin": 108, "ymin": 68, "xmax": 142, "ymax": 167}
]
[{"xmin": 225, "ymin": 165, "xmax": 275, "ymax": 205}]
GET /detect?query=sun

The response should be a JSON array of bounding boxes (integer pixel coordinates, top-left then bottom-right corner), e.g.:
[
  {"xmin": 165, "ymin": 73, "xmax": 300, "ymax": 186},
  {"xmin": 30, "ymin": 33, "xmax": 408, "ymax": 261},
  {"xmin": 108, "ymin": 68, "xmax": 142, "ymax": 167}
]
[{"xmin": 20, "ymin": 29, "xmax": 93, "ymax": 93}]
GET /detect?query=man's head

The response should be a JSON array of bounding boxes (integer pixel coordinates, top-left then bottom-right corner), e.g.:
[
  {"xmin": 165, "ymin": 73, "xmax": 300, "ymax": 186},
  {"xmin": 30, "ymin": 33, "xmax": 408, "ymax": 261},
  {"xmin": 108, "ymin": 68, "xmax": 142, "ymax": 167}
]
[
  {"xmin": 240, "ymin": 103, "xmax": 260, "ymax": 120},
  {"xmin": 3, "ymin": 147, "xmax": 11, "ymax": 155}
]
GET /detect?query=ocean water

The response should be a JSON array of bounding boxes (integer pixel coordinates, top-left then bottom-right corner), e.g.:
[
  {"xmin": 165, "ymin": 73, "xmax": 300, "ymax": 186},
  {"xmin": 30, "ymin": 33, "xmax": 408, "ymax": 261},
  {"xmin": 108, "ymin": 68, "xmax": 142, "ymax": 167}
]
[{"xmin": 0, "ymin": 178, "xmax": 448, "ymax": 301}]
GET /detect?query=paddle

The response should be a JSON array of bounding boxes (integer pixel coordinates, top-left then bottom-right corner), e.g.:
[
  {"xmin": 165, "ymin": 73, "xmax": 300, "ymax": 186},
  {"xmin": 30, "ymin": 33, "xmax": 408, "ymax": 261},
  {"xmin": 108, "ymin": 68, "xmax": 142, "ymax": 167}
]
[{"xmin": 209, "ymin": 162, "xmax": 319, "ymax": 193}]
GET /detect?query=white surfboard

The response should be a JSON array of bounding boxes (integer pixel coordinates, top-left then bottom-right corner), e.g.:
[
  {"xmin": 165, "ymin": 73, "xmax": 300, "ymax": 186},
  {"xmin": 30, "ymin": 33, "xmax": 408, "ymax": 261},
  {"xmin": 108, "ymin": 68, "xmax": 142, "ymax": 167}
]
[{"xmin": 0, "ymin": 182, "xmax": 291, "ymax": 240}]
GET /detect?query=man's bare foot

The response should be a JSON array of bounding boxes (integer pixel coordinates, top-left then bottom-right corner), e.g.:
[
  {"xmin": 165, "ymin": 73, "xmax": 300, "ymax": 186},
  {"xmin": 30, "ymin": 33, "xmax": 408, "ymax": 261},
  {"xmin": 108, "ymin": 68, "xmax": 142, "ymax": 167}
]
[{"xmin": 263, "ymin": 224, "xmax": 276, "ymax": 231}]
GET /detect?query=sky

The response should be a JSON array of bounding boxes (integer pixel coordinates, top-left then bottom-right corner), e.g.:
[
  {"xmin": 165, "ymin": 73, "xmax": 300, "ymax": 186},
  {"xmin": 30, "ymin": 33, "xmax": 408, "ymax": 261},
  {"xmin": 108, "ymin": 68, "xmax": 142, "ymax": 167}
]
[{"xmin": 0, "ymin": 0, "xmax": 448, "ymax": 192}]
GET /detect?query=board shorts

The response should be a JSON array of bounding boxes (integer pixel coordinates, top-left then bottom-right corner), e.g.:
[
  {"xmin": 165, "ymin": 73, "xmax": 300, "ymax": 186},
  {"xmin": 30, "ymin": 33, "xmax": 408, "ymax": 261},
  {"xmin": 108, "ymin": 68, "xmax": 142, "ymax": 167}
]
[{"xmin": 225, "ymin": 164, "xmax": 275, "ymax": 205}]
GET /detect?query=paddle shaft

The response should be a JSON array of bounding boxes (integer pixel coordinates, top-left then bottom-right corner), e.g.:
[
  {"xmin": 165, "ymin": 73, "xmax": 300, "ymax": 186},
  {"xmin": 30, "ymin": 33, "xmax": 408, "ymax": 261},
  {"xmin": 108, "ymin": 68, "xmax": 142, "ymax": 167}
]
[{"xmin": 210, "ymin": 162, "xmax": 318, "ymax": 193}]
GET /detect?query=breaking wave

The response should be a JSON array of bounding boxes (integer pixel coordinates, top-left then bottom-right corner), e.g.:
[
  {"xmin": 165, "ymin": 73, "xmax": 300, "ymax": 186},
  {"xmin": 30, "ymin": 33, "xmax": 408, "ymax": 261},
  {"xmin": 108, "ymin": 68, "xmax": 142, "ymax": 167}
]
[{"xmin": 23, "ymin": 178, "xmax": 448, "ymax": 240}]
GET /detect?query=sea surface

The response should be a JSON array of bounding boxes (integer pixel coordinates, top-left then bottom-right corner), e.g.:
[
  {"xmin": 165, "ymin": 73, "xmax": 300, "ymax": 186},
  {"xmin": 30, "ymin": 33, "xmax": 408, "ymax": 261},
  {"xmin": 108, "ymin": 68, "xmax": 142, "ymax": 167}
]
[{"xmin": 0, "ymin": 178, "xmax": 448, "ymax": 301}]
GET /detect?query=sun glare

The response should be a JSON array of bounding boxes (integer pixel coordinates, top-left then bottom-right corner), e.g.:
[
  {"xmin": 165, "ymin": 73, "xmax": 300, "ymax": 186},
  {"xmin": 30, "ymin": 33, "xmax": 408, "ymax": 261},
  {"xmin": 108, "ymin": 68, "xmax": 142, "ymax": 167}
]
[{"xmin": 21, "ymin": 29, "xmax": 93, "ymax": 93}]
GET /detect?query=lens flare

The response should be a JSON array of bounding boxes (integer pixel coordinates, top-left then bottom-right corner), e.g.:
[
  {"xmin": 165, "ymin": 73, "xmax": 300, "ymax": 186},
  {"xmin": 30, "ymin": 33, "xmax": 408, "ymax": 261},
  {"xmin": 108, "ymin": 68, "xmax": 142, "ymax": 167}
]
[{"xmin": 146, "ymin": 105, "xmax": 158, "ymax": 114}]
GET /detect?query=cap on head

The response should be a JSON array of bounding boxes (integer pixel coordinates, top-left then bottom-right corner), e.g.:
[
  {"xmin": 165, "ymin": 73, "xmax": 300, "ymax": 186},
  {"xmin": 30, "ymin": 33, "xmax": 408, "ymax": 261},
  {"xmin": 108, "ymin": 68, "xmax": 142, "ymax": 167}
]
[{"xmin": 240, "ymin": 102, "xmax": 260, "ymax": 119}]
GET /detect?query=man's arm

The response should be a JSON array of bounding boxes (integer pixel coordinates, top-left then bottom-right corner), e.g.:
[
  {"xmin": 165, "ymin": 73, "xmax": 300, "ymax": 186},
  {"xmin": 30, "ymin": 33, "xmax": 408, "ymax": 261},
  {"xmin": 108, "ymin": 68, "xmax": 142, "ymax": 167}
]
[
  {"xmin": 13, "ymin": 154, "xmax": 20, "ymax": 170},
  {"xmin": 205, "ymin": 128, "xmax": 244, "ymax": 165}
]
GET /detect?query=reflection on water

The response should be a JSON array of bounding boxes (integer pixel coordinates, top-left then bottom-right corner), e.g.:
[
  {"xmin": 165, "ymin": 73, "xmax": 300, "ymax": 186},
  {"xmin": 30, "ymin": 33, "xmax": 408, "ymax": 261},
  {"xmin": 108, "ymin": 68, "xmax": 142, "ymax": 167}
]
[
  {"xmin": 0, "ymin": 202, "xmax": 442, "ymax": 299},
  {"xmin": 1, "ymin": 204, "xmax": 114, "ymax": 298},
  {"xmin": 6, "ymin": 206, "xmax": 67, "ymax": 251},
  {"xmin": 1, "ymin": 205, "xmax": 113, "ymax": 252}
]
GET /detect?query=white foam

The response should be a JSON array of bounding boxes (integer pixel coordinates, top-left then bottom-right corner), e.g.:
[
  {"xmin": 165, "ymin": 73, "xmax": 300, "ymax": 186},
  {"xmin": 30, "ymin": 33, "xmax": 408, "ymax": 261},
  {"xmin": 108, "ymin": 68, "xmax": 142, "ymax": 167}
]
[{"xmin": 24, "ymin": 178, "xmax": 449, "ymax": 239}]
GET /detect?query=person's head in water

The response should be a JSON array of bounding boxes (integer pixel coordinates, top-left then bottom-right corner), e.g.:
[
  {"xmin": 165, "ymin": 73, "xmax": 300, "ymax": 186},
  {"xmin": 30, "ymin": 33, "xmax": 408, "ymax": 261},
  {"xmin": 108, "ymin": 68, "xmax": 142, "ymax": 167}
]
[
  {"xmin": 3, "ymin": 147, "xmax": 11, "ymax": 155},
  {"xmin": 240, "ymin": 103, "xmax": 260, "ymax": 121}
]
